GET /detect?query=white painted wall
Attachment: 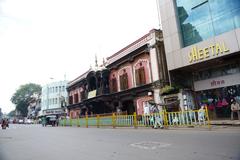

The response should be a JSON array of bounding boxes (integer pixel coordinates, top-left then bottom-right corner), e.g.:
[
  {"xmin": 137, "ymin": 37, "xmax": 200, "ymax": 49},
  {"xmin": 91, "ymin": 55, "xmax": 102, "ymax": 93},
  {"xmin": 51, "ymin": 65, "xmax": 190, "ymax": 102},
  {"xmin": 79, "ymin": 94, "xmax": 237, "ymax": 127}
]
[{"xmin": 41, "ymin": 80, "xmax": 68, "ymax": 111}]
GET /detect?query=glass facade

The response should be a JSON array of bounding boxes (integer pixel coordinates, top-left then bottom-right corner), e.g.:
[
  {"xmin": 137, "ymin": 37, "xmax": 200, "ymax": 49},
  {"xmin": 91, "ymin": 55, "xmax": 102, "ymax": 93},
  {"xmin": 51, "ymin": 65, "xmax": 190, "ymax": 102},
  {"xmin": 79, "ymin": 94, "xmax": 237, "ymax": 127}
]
[{"xmin": 176, "ymin": 0, "xmax": 240, "ymax": 47}]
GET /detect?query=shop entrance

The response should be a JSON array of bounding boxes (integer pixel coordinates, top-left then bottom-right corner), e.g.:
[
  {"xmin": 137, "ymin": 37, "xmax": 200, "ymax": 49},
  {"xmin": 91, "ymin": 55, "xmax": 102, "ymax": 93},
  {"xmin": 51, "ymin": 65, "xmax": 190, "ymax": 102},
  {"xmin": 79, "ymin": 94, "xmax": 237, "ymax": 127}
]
[
  {"xmin": 122, "ymin": 100, "xmax": 135, "ymax": 115},
  {"xmin": 197, "ymin": 85, "xmax": 240, "ymax": 120},
  {"xmin": 163, "ymin": 96, "xmax": 180, "ymax": 112}
]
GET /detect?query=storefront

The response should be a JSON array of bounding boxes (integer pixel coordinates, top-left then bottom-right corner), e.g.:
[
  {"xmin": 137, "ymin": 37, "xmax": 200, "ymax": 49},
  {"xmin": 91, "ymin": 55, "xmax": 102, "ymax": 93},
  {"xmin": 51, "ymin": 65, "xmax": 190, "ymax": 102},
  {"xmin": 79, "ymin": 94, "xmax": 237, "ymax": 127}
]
[
  {"xmin": 158, "ymin": 0, "xmax": 240, "ymax": 120},
  {"xmin": 194, "ymin": 63, "xmax": 240, "ymax": 119}
]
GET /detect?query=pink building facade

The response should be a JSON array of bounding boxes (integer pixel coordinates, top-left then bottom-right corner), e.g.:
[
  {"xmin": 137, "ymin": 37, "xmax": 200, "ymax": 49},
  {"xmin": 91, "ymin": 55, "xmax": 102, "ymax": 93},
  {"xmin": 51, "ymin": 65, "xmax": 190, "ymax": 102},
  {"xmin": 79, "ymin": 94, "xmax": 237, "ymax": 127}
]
[{"xmin": 67, "ymin": 29, "xmax": 169, "ymax": 117}]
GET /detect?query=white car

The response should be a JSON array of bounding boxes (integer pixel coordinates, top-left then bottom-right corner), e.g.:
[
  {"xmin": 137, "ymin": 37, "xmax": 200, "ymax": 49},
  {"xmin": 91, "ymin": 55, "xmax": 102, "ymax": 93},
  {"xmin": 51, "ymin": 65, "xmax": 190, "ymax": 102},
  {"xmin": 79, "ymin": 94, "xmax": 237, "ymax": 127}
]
[
  {"xmin": 18, "ymin": 119, "xmax": 24, "ymax": 124},
  {"xmin": 25, "ymin": 119, "xmax": 33, "ymax": 124}
]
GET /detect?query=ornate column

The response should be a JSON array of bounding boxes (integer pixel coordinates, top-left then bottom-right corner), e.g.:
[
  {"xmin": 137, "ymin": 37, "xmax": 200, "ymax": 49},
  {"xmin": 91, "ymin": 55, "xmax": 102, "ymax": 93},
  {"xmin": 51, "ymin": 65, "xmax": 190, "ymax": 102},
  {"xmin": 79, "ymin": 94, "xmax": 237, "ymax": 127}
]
[{"xmin": 148, "ymin": 30, "xmax": 163, "ymax": 111}]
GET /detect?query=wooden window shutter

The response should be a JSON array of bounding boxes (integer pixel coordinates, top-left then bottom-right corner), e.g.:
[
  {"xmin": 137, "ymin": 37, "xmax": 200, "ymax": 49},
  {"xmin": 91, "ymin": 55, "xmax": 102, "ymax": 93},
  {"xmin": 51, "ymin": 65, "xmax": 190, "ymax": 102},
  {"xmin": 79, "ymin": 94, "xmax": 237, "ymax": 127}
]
[
  {"xmin": 124, "ymin": 73, "xmax": 128, "ymax": 89},
  {"xmin": 120, "ymin": 75, "xmax": 124, "ymax": 90},
  {"xmin": 112, "ymin": 78, "xmax": 117, "ymax": 92},
  {"xmin": 135, "ymin": 69, "xmax": 140, "ymax": 86},
  {"xmin": 140, "ymin": 67, "xmax": 146, "ymax": 85},
  {"xmin": 69, "ymin": 96, "xmax": 73, "ymax": 105},
  {"xmin": 74, "ymin": 94, "xmax": 78, "ymax": 103},
  {"xmin": 110, "ymin": 79, "xmax": 113, "ymax": 92}
]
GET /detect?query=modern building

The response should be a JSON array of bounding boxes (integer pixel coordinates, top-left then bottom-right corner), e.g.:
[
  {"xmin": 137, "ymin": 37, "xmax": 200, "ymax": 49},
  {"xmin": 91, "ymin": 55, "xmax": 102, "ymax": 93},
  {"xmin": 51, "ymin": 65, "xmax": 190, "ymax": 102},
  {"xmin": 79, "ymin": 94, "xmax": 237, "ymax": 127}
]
[
  {"xmin": 40, "ymin": 80, "xmax": 68, "ymax": 117},
  {"xmin": 67, "ymin": 29, "xmax": 169, "ymax": 118},
  {"xmin": 158, "ymin": 0, "xmax": 240, "ymax": 119}
]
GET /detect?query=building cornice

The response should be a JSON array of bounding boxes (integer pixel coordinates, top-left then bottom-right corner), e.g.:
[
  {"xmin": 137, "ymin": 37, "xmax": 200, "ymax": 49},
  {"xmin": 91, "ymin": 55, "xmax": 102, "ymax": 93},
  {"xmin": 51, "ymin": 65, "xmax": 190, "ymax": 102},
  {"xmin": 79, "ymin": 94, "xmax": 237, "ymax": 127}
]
[{"xmin": 106, "ymin": 29, "xmax": 159, "ymax": 66}]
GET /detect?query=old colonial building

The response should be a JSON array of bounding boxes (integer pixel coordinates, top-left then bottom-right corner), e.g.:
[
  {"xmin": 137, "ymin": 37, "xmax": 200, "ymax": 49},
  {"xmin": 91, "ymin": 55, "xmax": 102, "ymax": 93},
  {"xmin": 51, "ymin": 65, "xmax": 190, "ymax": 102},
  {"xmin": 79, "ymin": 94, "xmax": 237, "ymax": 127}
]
[
  {"xmin": 67, "ymin": 67, "xmax": 110, "ymax": 118},
  {"xmin": 67, "ymin": 29, "xmax": 169, "ymax": 118}
]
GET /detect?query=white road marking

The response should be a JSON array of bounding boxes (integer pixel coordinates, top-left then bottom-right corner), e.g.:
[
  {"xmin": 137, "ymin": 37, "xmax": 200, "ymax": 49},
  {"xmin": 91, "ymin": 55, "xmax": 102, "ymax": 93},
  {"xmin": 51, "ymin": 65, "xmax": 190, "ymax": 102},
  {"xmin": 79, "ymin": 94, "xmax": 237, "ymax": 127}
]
[{"xmin": 130, "ymin": 141, "xmax": 171, "ymax": 150}]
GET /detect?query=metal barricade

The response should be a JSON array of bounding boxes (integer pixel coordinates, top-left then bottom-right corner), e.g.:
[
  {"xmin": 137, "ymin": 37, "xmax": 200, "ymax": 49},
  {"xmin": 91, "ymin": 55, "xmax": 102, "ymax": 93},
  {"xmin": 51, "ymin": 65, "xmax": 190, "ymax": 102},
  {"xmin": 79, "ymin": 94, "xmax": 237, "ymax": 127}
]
[
  {"xmin": 59, "ymin": 108, "xmax": 211, "ymax": 129},
  {"xmin": 165, "ymin": 108, "xmax": 210, "ymax": 128}
]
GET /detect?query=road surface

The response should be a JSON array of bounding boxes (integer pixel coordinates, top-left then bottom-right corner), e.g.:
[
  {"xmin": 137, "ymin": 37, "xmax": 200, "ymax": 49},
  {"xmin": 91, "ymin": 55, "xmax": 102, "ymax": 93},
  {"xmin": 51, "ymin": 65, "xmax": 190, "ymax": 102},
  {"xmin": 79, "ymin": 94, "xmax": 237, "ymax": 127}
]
[{"xmin": 0, "ymin": 124, "xmax": 240, "ymax": 160}]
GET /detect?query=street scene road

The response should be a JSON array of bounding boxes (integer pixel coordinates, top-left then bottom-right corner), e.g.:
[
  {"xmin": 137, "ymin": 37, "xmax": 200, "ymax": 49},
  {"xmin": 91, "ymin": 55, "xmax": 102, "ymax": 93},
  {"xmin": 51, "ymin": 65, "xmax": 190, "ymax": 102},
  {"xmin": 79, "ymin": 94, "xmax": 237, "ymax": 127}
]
[{"xmin": 0, "ymin": 124, "xmax": 240, "ymax": 160}]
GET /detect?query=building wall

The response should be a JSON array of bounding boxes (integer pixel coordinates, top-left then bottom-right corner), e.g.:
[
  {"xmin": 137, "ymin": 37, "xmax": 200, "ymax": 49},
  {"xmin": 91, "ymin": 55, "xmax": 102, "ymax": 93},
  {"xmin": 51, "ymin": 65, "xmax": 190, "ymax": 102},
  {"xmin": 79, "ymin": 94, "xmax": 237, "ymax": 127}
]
[
  {"xmin": 0, "ymin": 108, "xmax": 2, "ymax": 120},
  {"xmin": 109, "ymin": 53, "xmax": 151, "ymax": 93},
  {"xmin": 66, "ymin": 29, "xmax": 168, "ymax": 115},
  {"xmin": 158, "ymin": 0, "xmax": 240, "ymax": 70},
  {"xmin": 135, "ymin": 96, "xmax": 153, "ymax": 115},
  {"xmin": 158, "ymin": 0, "xmax": 240, "ymax": 118},
  {"xmin": 133, "ymin": 53, "xmax": 152, "ymax": 84},
  {"xmin": 69, "ymin": 87, "xmax": 81, "ymax": 104},
  {"xmin": 117, "ymin": 63, "xmax": 134, "ymax": 90},
  {"xmin": 69, "ymin": 109, "xmax": 80, "ymax": 119},
  {"xmin": 41, "ymin": 80, "xmax": 68, "ymax": 111}
]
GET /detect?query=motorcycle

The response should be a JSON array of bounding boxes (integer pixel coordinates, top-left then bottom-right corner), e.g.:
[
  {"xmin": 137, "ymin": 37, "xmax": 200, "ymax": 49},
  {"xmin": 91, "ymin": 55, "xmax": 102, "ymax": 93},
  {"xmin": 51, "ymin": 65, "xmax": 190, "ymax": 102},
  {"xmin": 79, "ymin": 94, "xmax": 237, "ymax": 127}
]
[{"xmin": 1, "ymin": 121, "xmax": 7, "ymax": 129}]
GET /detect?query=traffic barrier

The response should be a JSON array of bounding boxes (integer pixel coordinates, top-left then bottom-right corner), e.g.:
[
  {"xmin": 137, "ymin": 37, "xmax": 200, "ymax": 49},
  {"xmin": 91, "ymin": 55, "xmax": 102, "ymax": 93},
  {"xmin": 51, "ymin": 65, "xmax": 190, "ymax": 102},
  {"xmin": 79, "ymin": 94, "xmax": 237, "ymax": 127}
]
[
  {"xmin": 59, "ymin": 108, "xmax": 211, "ymax": 129},
  {"xmin": 164, "ymin": 108, "xmax": 211, "ymax": 129},
  {"xmin": 136, "ymin": 112, "xmax": 165, "ymax": 127},
  {"xmin": 116, "ymin": 115, "xmax": 133, "ymax": 127}
]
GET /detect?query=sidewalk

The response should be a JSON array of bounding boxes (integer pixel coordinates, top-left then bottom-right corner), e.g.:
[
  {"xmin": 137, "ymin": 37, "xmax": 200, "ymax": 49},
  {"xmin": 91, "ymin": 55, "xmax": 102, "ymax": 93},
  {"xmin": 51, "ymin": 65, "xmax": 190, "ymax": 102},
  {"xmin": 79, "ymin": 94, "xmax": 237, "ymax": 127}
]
[{"xmin": 210, "ymin": 120, "xmax": 240, "ymax": 126}]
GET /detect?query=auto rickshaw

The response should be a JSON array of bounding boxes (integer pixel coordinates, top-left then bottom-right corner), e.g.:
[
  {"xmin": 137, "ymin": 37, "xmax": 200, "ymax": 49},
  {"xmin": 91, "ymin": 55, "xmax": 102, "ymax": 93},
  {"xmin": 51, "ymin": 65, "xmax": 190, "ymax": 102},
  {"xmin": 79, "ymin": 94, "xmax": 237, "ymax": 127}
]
[{"xmin": 42, "ymin": 115, "xmax": 58, "ymax": 127}]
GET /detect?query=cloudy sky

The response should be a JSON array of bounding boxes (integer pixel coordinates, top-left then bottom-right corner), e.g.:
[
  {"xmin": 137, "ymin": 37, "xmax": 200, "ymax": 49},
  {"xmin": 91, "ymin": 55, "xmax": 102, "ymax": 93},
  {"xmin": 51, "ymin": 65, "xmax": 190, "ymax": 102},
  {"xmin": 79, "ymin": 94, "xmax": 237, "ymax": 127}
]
[{"xmin": 0, "ymin": 0, "xmax": 160, "ymax": 113}]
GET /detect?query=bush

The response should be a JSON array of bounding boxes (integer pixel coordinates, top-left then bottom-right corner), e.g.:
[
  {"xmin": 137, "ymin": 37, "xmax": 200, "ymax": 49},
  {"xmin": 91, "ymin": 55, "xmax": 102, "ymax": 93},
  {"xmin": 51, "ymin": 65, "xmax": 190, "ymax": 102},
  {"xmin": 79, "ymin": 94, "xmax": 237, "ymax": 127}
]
[{"xmin": 160, "ymin": 85, "xmax": 180, "ymax": 95}]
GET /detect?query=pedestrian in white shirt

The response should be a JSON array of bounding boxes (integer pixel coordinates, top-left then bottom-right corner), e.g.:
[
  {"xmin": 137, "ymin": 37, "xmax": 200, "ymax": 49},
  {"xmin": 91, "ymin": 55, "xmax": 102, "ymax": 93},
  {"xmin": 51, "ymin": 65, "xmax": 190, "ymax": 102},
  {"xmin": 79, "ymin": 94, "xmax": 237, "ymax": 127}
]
[{"xmin": 231, "ymin": 99, "xmax": 240, "ymax": 120}]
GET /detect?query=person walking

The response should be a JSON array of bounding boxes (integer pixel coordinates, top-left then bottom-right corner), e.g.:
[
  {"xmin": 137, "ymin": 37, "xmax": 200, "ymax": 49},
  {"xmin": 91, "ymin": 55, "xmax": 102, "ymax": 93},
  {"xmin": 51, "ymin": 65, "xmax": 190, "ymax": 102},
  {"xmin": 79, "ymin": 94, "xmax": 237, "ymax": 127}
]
[
  {"xmin": 198, "ymin": 105, "xmax": 205, "ymax": 121},
  {"xmin": 150, "ymin": 104, "xmax": 164, "ymax": 129},
  {"xmin": 154, "ymin": 114, "xmax": 164, "ymax": 129},
  {"xmin": 231, "ymin": 99, "xmax": 240, "ymax": 120},
  {"xmin": 41, "ymin": 117, "xmax": 47, "ymax": 127},
  {"xmin": 56, "ymin": 116, "xmax": 59, "ymax": 126}
]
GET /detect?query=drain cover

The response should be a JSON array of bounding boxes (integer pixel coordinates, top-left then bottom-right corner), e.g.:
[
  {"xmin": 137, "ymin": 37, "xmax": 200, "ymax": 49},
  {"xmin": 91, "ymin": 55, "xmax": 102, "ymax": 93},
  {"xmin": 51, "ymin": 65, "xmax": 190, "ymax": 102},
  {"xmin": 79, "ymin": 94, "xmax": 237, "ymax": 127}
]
[{"xmin": 130, "ymin": 141, "xmax": 171, "ymax": 150}]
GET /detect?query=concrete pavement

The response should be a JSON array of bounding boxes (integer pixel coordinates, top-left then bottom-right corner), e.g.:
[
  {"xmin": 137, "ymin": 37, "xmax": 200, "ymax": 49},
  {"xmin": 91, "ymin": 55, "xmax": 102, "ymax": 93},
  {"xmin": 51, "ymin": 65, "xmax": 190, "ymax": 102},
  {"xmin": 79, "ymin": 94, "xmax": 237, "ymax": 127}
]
[{"xmin": 210, "ymin": 120, "xmax": 240, "ymax": 126}]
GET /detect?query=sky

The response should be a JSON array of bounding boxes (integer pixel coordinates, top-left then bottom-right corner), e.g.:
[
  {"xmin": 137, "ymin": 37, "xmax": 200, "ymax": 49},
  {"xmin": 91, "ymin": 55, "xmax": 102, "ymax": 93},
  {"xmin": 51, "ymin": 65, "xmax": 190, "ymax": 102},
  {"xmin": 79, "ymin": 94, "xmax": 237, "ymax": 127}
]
[{"xmin": 0, "ymin": 0, "xmax": 160, "ymax": 114}]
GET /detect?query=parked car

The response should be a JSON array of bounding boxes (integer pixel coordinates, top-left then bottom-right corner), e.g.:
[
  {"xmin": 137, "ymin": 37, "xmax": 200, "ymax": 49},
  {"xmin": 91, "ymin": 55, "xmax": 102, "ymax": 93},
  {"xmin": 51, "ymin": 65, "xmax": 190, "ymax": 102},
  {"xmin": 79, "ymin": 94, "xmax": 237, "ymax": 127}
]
[
  {"xmin": 25, "ymin": 119, "xmax": 33, "ymax": 124},
  {"xmin": 18, "ymin": 119, "xmax": 24, "ymax": 124}
]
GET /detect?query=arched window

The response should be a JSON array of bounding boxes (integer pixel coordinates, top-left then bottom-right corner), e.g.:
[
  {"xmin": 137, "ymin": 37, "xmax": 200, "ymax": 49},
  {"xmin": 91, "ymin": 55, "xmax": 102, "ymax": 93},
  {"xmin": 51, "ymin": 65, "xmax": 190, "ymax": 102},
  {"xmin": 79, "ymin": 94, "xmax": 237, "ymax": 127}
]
[
  {"xmin": 110, "ymin": 74, "xmax": 118, "ymax": 93},
  {"xmin": 69, "ymin": 96, "xmax": 73, "ymax": 105},
  {"xmin": 120, "ymin": 69, "xmax": 129, "ymax": 90},
  {"xmin": 135, "ymin": 62, "xmax": 146, "ymax": 86},
  {"xmin": 74, "ymin": 93, "xmax": 79, "ymax": 103},
  {"xmin": 89, "ymin": 76, "xmax": 97, "ymax": 91}
]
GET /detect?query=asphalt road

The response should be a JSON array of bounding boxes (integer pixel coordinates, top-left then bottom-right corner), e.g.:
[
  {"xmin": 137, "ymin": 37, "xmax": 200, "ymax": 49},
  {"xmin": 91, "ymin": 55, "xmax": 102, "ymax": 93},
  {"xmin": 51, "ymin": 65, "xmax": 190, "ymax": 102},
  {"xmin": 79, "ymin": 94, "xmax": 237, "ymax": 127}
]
[{"xmin": 0, "ymin": 124, "xmax": 240, "ymax": 160}]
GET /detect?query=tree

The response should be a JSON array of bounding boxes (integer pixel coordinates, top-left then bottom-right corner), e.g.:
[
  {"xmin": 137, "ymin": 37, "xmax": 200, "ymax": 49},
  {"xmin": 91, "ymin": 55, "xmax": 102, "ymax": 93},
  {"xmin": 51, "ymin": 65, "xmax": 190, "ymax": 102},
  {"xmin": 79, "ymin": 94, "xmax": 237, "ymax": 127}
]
[
  {"xmin": 8, "ymin": 110, "xmax": 16, "ymax": 117},
  {"xmin": 11, "ymin": 83, "xmax": 41, "ymax": 117}
]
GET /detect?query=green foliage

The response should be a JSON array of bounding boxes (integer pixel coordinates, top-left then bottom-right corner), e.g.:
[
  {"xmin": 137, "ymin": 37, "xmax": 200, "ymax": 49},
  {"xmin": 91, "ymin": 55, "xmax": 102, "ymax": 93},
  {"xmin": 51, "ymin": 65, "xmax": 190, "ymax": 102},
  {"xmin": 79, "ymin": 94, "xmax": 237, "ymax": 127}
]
[
  {"xmin": 7, "ymin": 110, "xmax": 16, "ymax": 117},
  {"xmin": 160, "ymin": 85, "xmax": 181, "ymax": 95},
  {"xmin": 11, "ymin": 83, "xmax": 41, "ymax": 117}
]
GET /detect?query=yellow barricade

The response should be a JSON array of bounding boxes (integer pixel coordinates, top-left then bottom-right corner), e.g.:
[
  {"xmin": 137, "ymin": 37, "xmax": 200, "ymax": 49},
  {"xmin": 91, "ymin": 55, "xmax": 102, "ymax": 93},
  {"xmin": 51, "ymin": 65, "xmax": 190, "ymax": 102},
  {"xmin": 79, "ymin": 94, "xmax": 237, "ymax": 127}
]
[
  {"xmin": 165, "ymin": 108, "xmax": 211, "ymax": 128},
  {"xmin": 59, "ymin": 108, "xmax": 211, "ymax": 129}
]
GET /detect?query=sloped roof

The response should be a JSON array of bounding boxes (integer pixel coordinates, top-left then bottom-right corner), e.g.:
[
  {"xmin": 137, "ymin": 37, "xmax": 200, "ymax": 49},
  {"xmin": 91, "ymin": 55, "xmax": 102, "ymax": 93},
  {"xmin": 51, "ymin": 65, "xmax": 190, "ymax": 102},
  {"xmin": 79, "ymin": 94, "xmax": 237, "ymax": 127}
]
[
  {"xmin": 67, "ymin": 69, "xmax": 92, "ymax": 87},
  {"xmin": 106, "ymin": 29, "xmax": 158, "ymax": 66}
]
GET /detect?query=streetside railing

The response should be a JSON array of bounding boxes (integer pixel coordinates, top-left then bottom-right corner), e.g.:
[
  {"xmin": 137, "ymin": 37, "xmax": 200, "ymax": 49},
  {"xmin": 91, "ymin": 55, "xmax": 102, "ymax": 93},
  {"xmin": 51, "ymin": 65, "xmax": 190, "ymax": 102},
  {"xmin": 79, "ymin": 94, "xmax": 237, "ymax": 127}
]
[{"xmin": 59, "ymin": 107, "xmax": 211, "ymax": 129}]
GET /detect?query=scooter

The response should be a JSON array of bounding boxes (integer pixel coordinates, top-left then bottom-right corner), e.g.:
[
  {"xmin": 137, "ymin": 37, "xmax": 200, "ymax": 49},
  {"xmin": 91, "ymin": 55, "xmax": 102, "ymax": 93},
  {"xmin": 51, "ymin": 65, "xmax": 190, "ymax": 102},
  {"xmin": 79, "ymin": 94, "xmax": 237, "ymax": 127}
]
[{"xmin": 1, "ymin": 123, "xmax": 7, "ymax": 129}]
